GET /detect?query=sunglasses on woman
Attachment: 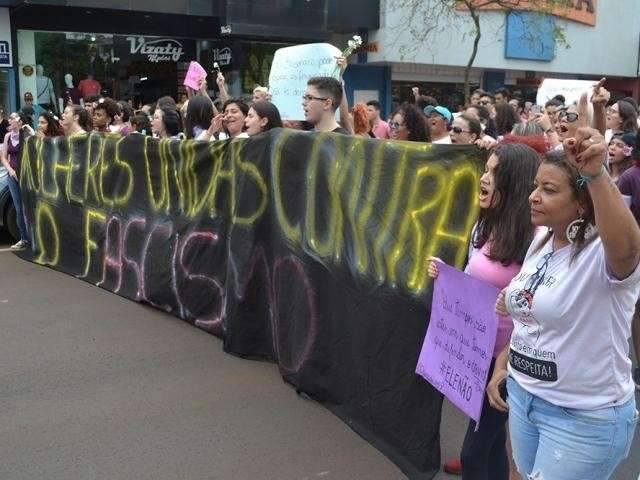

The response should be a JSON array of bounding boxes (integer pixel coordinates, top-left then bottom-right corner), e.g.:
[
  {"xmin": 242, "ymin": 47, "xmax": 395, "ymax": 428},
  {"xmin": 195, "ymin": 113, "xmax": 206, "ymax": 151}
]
[
  {"xmin": 451, "ymin": 126, "xmax": 470, "ymax": 134},
  {"xmin": 389, "ymin": 121, "xmax": 405, "ymax": 130},
  {"xmin": 558, "ymin": 111, "xmax": 579, "ymax": 123}
]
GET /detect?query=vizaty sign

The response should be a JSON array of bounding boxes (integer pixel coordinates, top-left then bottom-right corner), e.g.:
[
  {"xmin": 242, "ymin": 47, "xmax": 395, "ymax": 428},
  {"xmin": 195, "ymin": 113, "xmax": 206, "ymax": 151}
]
[{"xmin": 126, "ymin": 37, "xmax": 186, "ymax": 63}]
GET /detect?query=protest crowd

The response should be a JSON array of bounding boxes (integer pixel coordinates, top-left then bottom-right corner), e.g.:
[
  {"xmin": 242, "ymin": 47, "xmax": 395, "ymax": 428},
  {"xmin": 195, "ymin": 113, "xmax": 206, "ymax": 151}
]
[{"xmin": 1, "ymin": 50, "xmax": 640, "ymax": 480}]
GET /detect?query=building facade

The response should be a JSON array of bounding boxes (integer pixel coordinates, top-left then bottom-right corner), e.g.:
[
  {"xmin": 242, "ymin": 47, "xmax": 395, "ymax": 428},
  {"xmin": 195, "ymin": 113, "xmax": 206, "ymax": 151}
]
[
  {"xmin": 367, "ymin": 0, "xmax": 640, "ymax": 110},
  {"xmin": 2, "ymin": 0, "xmax": 635, "ymax": 118},
  {"xmin": 0, "ymin": 0, "xmax": 381, "ymax": 113}
]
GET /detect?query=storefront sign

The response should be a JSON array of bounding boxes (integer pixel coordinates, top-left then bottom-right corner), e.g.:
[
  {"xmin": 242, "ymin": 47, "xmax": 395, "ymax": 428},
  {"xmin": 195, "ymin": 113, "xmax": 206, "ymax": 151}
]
[
  {"xmin": 356, "ymin": 42, "xmax": 379, "ymax": 54},
  {"xmin": 0, "ymin": 8, "xmax": 12, "ymax": 67},
  {"xmin": 212, "ymin": 47, "xmax": 232, "ymax": 67},
  {"xmin": 114, "ymin": 36, "xmax": 196, "ymax": 64}
]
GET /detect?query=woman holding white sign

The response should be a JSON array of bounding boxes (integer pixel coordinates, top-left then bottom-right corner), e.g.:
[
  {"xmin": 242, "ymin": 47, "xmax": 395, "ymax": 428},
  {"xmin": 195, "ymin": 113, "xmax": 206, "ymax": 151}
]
[
  {"xmin": 488, "ymin": 122, "xmax": 640, "ymax": 479},
  {"xmin": 428, "ymin": 143, "xmax": 541, "ymax": 480}
]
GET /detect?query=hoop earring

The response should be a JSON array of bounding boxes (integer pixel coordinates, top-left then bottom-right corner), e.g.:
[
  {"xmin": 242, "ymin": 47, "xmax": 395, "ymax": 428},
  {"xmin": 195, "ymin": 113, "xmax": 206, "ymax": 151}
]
[
  {"xmin": 566, "ymin": 218, "xmax": 584, "ymax": 244},
  {"xmin": 566, "ymin": 218, "xmax": 596, "ymax": 244}
]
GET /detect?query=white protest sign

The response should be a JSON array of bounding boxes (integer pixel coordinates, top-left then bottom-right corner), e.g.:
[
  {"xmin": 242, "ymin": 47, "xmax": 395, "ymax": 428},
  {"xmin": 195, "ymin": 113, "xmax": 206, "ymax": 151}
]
[
  {"xmin": 536, "ymin": 78, "xmax": 596, "ymax": 106},
  {"xmin": 269, "ymin": 43, "xmax": 342, "ymax": 120}
]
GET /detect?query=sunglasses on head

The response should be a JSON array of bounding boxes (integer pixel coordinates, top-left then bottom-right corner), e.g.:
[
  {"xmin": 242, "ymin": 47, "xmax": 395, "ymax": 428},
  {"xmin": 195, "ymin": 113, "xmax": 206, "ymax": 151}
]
[{"xmin": 451, "ymin": 126, "xmax": 470, "ymax": 134}]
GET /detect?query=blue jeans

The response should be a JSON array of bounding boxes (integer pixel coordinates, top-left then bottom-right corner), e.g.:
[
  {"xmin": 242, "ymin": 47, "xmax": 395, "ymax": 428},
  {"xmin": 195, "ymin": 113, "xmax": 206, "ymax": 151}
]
[
  {"xmin": 507, "ymin": 376, "xmax": 638, "ymax": 480},
  {"xmin": 7, "ymin": 174, "xmax": 28, "ymax": 242},
  {"xmin": 460, "ymin": 359, "xmax": 509, "ymax": 480}
]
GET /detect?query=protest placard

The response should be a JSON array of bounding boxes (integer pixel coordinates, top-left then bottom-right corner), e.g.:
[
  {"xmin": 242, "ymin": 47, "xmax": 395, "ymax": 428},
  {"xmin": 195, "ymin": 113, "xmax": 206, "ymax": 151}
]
[
  {"xmin": 269, "ymin": 43, "xmax": 342, "ymax": 120},
  {"xmin": 416, "ymin": 263, "xmax": 499, "ymax": 427},
  {"xmin": 183, "ymin": 61, "xmax": 207, "ymax": 90},
  {"xmin": 536, "ymin": 78, "xmax": 595, "ymax": 107}
]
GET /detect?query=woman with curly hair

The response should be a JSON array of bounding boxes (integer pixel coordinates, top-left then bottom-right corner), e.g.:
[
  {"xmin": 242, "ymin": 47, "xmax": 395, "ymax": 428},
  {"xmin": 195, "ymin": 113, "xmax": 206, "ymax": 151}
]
[
  {"xmin": 36, "ymin": 111, "xmax": 64, "ymax": 137},
  {"xmin": 389, "ymin": 103, "xmax": 430, "ymax": 143}
]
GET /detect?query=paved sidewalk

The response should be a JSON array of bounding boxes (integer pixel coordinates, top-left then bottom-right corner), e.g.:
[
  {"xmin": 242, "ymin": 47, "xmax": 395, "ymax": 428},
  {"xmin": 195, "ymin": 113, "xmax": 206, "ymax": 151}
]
[{"xmin": 1, "ymin": 251, "xmax": 638, "ymax": 479}]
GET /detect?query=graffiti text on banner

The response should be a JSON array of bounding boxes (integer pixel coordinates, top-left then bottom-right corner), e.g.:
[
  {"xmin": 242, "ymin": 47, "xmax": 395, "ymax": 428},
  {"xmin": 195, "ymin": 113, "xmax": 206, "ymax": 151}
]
[{"xmin": 19, "ymin": 130, "xmax": 485, "ymax": 478}]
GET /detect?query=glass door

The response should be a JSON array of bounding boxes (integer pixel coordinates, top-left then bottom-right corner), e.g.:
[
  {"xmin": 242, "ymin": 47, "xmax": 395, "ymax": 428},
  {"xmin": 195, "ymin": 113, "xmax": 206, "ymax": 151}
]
[{"xmin": 0, "ymin": 68, "xmax": 16, "ymax": 115}]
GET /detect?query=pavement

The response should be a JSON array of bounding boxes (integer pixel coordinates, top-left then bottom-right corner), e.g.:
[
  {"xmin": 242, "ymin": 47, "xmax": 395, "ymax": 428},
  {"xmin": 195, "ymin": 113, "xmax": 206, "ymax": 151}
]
[{"xmin": 0, "ymin": 238, "xmax": 639, "ymax": 480}]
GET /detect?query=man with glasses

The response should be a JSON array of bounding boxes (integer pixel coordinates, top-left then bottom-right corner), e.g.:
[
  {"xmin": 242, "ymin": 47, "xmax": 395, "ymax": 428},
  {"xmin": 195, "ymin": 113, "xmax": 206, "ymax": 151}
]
[
  {"xmin": 424, "ymin": 105, "xmax": 452, "ymax": 144},
  {"xmin": 302, "ymin": 77, "xmax": 349, "ymax": 134}
]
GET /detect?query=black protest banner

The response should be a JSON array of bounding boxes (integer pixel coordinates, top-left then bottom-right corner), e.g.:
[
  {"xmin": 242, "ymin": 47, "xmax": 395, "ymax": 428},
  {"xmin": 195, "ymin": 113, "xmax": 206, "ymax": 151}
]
[{"xmin": 19, "ymin": 130, "xmax": 484, "ymax": 479}]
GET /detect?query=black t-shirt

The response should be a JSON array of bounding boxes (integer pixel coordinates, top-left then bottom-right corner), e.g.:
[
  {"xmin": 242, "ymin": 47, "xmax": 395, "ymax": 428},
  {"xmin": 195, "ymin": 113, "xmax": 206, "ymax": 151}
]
[{"xmin": 0, "ymin": 118, "xmax": 8, "ymax": 140}]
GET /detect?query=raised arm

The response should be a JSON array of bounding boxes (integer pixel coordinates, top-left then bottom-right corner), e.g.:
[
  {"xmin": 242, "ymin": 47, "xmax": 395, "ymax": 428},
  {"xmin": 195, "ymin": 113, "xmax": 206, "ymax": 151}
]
[
  {"xmin": 412, "ymin": 87, "xmax": 420, "ymax": 104},
  {"xmin": 335, "ymin": 56, "xmax": 354, "ymax": 135},
  {"xmin": 565, "ymin": 127, "xmax": 640, "ymax": 279},
  {"xmin": 590, "ymin": 78, "xmax": 609, "ymax": 135},
  {"xmin": 198, "ymin": 78, "xmax": 219, "ymax": 116},
  {"xmin": 216, "ymin": 72, "xmax": 230, "ymax": 104},
  {"xmin": 534, "ymin": 112, "xmax": 561, "ymax": 149}
]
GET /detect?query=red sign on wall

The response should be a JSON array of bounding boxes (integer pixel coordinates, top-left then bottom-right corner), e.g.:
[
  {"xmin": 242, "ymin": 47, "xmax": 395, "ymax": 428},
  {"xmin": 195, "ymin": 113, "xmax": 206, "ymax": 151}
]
[{"xmin": 458, "ymin": 0, "xmax": 597, "ymax": 27}]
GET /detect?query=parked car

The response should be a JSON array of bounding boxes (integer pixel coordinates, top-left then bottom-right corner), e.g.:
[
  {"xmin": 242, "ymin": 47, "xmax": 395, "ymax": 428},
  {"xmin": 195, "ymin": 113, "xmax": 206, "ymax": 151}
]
[{"xmin": 0, "ymin": 165, "xmax": 18, "ymax": 241}]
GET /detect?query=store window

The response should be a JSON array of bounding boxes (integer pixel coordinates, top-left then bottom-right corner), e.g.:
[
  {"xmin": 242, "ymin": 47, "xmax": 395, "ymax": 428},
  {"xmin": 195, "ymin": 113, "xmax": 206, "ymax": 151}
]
[
  {"xmin": 0, "ymin": 69, "xmax": 14, "ymax": 115},
  {"xmin": 19, "ymin": 30, "xmax": 196, "ymax": 110}
]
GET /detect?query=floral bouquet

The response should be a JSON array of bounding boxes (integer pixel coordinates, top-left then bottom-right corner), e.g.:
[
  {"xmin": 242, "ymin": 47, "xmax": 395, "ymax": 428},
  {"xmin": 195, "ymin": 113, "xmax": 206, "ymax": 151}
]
[{"xmin": 332, "ymin": 35, "xmax": 363, "ymax": 76}]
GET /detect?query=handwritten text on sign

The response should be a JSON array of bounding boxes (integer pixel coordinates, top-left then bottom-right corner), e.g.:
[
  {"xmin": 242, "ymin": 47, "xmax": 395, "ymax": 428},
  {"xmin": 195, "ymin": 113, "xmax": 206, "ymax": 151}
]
[
  {"xmin": 183, "ymin": 61, "xmax": 207, "ymax": 90},
  {"xmin": 269, "ymin": 43, "xmax": 342, "ymax": 120},
  {"xmin": 536, "ymin": 78, "xmax": 595, "ymax": 107},
  {"xmin": 416, "ymin": 263, "xmax": 499, "ymax": 426}
]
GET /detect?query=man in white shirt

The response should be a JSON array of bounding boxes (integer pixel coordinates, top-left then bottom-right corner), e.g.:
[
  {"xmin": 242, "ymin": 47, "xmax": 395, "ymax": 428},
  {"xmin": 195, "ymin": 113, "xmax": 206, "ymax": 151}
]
[{"xmin": 424, "ymin": 105, "xmax": 452, "ymax": 144}]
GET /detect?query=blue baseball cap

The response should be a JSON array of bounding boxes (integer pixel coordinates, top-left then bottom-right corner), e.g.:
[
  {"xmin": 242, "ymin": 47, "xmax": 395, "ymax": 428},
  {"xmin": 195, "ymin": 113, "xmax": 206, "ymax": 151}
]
[{"xmin": 424, "ymin": 105, "xmax": 453, "ymax": 123}]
